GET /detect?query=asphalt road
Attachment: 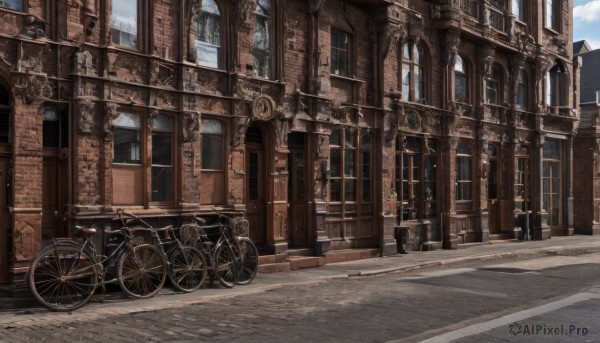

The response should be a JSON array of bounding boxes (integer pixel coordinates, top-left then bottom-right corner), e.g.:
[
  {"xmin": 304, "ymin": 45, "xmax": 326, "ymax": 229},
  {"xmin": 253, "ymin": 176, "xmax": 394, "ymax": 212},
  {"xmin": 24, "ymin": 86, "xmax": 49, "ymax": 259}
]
[{"xmin": 2, "ymin": 253, "xmax": 600, "ymax": 342}]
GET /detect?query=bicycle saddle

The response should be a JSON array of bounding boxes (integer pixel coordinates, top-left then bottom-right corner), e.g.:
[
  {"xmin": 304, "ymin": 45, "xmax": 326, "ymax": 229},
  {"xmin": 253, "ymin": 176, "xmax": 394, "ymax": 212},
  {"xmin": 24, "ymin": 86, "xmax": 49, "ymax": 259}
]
[{"xmin": 73, "ymin": 226, "xmax": 97, "ymax": 237}]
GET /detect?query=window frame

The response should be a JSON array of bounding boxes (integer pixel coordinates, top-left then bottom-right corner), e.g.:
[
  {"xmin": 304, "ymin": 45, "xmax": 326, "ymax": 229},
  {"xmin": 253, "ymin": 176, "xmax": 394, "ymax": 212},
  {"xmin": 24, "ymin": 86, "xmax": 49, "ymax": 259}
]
[
  {"xmin": 542, "ymin": 139, "xmax": 562, "ymax": 228},
  {"xmin": 512, "ymin": 0, "xmax": 525, "ymax": 22},
  {"xmin": 454, "ymin": 55, "xmax": 469, "ymax": 104},
  {"xmin": 252, "ymin": 0, "xmax": 273, "ymax": 79},
  {"xmin": 194, "ymin": 0, "xmax": 222, "ymax": 69},
  {"xmin": 200, "ymin": 117, "xmax": 227, "ymax": 205},
  {"xmin": 331, "ymin": 28, "xmax": 351, "ymax": 77},
  {"xmin": 110, "ymin": 0, "xmax": 142, "ymax": 51},
  {"xmin": 150, "ymin": 114, "xmax": 174, "ymax": 204},
  {"xmin": 486, "ymin": 66, "xmax": 501, "ymax": 105},
  {"xmin": 401, "ymin": 40, "xmax": 425, "ymax": 103},
  {"xmin": 516, "ymin": 70, "xmax": 528, "ymax": 110},
  {"xmin": 546, "ymin": 62, "xmax": 568, "ymax": 107},
  {"xmin": 456, "ymin": 140, "xmax": 473, "ymax": 202}
]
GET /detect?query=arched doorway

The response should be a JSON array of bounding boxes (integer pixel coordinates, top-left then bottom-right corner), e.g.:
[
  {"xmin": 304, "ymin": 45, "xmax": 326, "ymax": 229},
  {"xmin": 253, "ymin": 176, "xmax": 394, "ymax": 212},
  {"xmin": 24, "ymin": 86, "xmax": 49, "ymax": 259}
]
[
  {"xmin": 245, "ymin": 125, "xmax": 267, "ymax": 245},
  {"xmin": 0, "ymin": 85, "xmax": 12, "ymax": 283}
]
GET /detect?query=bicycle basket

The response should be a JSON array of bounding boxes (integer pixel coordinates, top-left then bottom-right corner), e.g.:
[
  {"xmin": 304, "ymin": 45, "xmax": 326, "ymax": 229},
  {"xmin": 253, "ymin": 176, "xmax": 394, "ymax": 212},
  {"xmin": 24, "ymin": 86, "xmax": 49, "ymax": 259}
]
[
  {"xmin": 230, "ymin": 217, "xmax": 249, "ymax": 237},
  {"xmin": 127, "ymin": 227, "xmax": 158, "ymax": 246},
  {"xmin": 179, "ymin": 224, "xmax": 203, "ymax": 244}
]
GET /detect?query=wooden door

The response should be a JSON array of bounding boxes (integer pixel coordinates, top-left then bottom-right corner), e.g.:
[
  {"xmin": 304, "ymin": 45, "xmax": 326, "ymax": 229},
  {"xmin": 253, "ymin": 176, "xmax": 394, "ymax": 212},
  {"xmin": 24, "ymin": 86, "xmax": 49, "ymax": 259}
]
[
  {"xmin": 246, "ymin": 148, "xmax": 265, "ymax": 244},
  {"xmin": 42, "ymin": 156, "xmax": 64, "ymax": 245},
  {"xmin": 0, "ymin": 158, "xmax": 11, "ymax": 283}
]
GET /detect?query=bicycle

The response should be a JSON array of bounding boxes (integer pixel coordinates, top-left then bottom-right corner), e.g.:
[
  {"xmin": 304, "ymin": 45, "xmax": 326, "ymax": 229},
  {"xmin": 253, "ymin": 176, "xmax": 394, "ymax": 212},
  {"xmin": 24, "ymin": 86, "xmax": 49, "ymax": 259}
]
[
  {"xmin": 28, "ymin": 210, "xmax": 168, "ymax": 312},
  {"xmin": 115, "ymin": 210, "xmax": 208, "ymax": 293},
  {"xmin": 180, "ymin": 209, "xmax": 258, "ymax": 287}
]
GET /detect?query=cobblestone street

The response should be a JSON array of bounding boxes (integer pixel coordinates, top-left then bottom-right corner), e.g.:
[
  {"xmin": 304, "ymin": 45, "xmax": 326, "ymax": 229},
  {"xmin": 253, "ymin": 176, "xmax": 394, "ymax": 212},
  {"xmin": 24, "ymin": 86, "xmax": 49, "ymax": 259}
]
[{"xmin": 2, "ymin": 249, "xmax": 600, "ymax": 342}]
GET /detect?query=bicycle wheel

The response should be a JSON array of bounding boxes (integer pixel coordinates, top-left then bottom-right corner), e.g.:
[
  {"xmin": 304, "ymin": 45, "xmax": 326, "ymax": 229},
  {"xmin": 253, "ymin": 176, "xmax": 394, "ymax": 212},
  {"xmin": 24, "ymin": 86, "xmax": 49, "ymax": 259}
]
[
  {"xmin": 233, "ymin": 237, "xmax": 259, "ymax": 285},
  {"xmin": 168, "ymin": 246, "xmax": 208, "ymax": 292},
  {"xmin": 117, "ymin": 244, "xmax": 167, "ymax": 299},
  {"xmin": 29, "ymin": 243, "xmax": 98, "ymax": 312},
  {"xmin": 213, "ymin": 244, "xmax": 237, "ymax": 288}
]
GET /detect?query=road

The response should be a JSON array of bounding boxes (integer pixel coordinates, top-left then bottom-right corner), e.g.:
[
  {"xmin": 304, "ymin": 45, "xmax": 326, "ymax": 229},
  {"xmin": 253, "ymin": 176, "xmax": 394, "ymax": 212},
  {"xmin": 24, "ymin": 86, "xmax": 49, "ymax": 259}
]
[{"xmin": 2, "ymin": 252, "xmax": 600, "ymax": 342}]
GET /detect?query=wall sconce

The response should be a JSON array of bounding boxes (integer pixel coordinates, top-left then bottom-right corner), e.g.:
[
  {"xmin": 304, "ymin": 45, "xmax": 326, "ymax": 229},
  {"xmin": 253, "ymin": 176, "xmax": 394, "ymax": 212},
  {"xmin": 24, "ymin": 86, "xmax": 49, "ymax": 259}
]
[{"xmin": 481, "ymin": 159, "xmax": 490, "ymax": 179}]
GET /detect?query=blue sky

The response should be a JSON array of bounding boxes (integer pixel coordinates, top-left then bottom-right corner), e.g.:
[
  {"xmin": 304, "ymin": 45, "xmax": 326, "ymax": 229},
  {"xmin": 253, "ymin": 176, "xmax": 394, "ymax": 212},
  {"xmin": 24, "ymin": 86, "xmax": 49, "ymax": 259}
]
[{"xmin": 574, "ymin": 0, "xmax": 600, "ymax": 49}]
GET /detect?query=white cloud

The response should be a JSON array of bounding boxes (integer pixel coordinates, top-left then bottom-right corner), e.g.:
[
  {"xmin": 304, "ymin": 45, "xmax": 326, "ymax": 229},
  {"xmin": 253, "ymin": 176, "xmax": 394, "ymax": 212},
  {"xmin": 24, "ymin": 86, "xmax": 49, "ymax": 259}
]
[
  {"xmin": 586, "ymin": 39, "xmax": 600, "ymax": 50},
  {"xmin": 574, "ymin": 0, "xmax": 600, "ymax": 22}
]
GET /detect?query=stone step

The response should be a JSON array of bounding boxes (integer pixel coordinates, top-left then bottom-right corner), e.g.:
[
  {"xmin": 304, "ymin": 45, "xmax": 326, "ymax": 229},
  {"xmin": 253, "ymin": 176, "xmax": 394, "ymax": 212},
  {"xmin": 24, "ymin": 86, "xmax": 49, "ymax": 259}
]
[
  {"xmin": 287, "ymin": 256, "xmax": 325, "ymax": 270},
  {"xmin": 258, "ymin": 253, "xmax": 288, "ymax": 265},
  {"xmin": 420, "ymin": 241, "xmax": 443, "ymax": 251},
  {"xmin": 323, "ymin": 248, "xmax": 379, "ymax": 264},
  {"xmin": 286, "ymin": 248, "xmax": 314, "ymax": 257},
  {"xmin": 258, "ymin": 262, "xmax": 291, "ymax": 274}
]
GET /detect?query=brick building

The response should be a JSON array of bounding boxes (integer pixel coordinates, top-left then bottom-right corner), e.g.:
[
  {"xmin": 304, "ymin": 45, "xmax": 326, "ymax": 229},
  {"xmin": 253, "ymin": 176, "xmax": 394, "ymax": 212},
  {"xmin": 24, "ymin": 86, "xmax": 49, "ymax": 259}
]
[{"xmin": 0, "ymin": 0, "xmax": 579, "ymax": 290}]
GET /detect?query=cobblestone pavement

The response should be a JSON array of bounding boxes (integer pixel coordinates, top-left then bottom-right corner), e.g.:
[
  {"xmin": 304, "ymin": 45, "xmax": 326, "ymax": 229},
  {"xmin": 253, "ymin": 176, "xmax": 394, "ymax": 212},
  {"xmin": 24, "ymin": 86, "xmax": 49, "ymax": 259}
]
[{"xmin": 1, "ymin": 252, "xmax": 600, "ymax": 342}]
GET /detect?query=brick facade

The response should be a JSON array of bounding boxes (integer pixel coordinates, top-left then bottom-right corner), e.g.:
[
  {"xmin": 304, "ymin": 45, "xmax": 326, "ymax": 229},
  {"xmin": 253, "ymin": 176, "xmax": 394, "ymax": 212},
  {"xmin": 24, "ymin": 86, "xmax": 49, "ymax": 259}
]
[{"xmin": 0, "ymin": 0, "xmax": 580, "ymax": 289}]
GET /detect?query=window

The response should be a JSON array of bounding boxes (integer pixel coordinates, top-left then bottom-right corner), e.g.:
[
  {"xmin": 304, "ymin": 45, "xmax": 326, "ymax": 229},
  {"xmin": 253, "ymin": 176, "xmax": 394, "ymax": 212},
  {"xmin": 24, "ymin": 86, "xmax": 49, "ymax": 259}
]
[
  {"xmin": 43, "ymin": 106, "xmax": 68, "ymax": 149},
  {"xmin": 330, "ymin": 129, "xmax": 372, "ymax": 203},
  {"xmin": 253, "ymin": 0, "xmax": 272, "ymax": 79},
  {"xmin": 0, "ymin": 86, "xmax": 11, "ymax": 144},
  {"xmin": 195, "ymin": 0, "xmax": 221, "ymax": 69},
  {"xmin": 515, "ymin": 145, "xmax": 530, "ymax": 211},
  {"xmin": 546, "ymin": 62, "xmax": 568, "ymax": 107},
  {"xmin": 543, "ymin": 139, "xmax": 561, "ymax": 227},
  {"xmin": 331, "ymin": 29, "xmax": 350, "ymax": 77},
  {"xmin": 151, "ymin": 115, "xmax": 173, "ymax": 203},
  {"xmin": 401, "ymin": 41, "xmax": 425, "ymax": 102},
  {"xmin": 112, "ymin": 112, "xmax": 175, "ymax": 206},
  {"xmin": 0, "ymin": 0, "xmax": 23, "ymax": 11},
  {"xmin": 516, "ymin": 70, "xmax": 527, "ymax": 110},
  {"xmin": 486, "ymin": 67, "xmax": 500, "ymax": 104},
  {"xmin": 456, "ymin": 140, "xmax": 472, "ymax": 201},
  {"xmin": 111, "ymin": 1, "xmax": 138, "ymax": 49},
  {"xmin": 113, "ymin": 112, "xmax": 141, "ymax": 164},
  {"xmin": 487, "ymin": 144, "xmax": 498, "ymax": 200},
  {"xmin": 454, "ymin": 55, "xmax": 468, "ymax": 103},
  {"xmin": 396, "ymin": 137, "xmax": 437, "ymax": 220},
  {"xmin": 545, "ymin": 0, "xmax": 559, "ymax": 30},
  {"xmin": 512, "ymin": 0, "xmax": 525, "ymax": 21},
  {"xmin": 201, "ymin": 119, "xmax": 225, "ymax": 204}
]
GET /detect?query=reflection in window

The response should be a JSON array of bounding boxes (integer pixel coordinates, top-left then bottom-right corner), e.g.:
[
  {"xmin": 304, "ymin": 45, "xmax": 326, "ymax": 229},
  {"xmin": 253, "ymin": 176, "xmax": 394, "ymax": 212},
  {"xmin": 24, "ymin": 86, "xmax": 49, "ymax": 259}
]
[
  {"xmin": 456, "ymin": 140, "xmax": 472, "ymax": 201},
  {"xmin": 195, "ymin": 0, "xmax": 221, "ymax": 68},
  {"xmin": 111, "ymin": 1, "xmax": 138, "ymax": 49},
  {"xmin": 152, "ymin": 115, "xmax": 173, "ymax": 203},
  {"xmin": 0, "ymin": 0, "xmax": 23, "ymax": 11},
  {"xmin": 454, "ymin": 55, "xmax": 467, "ymax": 103},
  {"xmin": 331, "ymin": 29, "xmax": 350, "ymax": 77},
  {"xmin": 113, "ymin": 112, "xmax": 141, "ymax": 164},
  {"xmin": 401, "ymin": 41, "xmax": 425, "ymax": 102},
  {"xmin": 512, "ymin": 0, "xmax": 525, "ymax": 21},
  {"xmin": 253, "ymin": 0, "xmax": 272, "ymax": 79}
]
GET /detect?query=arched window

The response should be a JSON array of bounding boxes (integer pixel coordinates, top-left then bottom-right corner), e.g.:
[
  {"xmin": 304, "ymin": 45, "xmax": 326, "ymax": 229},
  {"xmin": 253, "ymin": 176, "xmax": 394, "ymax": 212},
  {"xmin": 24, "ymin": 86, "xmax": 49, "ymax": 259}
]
[
  {"xmin": 401, "ymin": 40, "xmax": 425, "ymax": 103},
  {"xmin": 486, "ymin": 66, "xmax": 501, "ymax": 104},
  {"xmin": 454, "ymin": 55, "xmax": 468, "ymax": 103},
  {"xmin": 253, "ymin": 0, "xmax": 272, "ymax": 79},
  {"xmin": 456, "ymin": 140, "xmax": 472, "ymax": 201},
  {"xmin": 195, "ymin": 0, "xmax": 222, "ymax": 69},
  {"xmin": 547, "ymin": 62, "xmax": 567, "ymax": 107},
  {"xmin": 331, "ymin": 29, "xmax": 350, "ymax": 77},
  {"xmin": 516, "ymin": 70, "xmax": 527, "ymax": 110},
  {"xmin": 201, "ymin": 118, "xmax": 225, "ymax": 204}
]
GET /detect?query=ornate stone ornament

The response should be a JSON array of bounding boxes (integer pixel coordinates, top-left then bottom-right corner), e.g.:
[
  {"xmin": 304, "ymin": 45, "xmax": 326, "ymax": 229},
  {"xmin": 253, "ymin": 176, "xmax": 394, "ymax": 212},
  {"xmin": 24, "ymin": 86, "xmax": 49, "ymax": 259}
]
[
  {"xmin": 14, "ymin": 74, "xmax": 52, "ymax": 104},
  {"xmin": 78, "ymin": 99, "xmax": 95, "ymax": 134},
  {"xmin": 252, "ymin": 95, "xmax": 275, "ymax": 121}
]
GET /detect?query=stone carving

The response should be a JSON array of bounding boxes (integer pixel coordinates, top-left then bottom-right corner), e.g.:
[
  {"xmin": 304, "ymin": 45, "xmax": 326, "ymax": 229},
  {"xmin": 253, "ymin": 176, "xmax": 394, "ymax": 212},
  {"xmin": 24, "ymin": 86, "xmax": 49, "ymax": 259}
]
[
  {"xmin": 148, "ymin": 109, "xmax": 159, "ymax": 129},
  {"xmin": 14, "ymin": 220, "xmax": 36, "ymax": 260},
  {"xmin": 183, "ymin": 112, "xmax": 200, "ymax": 142},
  {"xmin": 384, "ymin": 111, "xmax": 398, "ymax": 145},
  {"xmin": 103, "ymin": 102, "xmax": 118, "ymax": 142},
  {"xmin": 183, "ymin": 67, "xmax": 199, "ymax": 91},
  {"xmin": 187, "ymin": 0, "xmax": 203, "ymax": 61},
  {"xmin": 273, "ymin": 112, "xmax": 291, "ymax": 148},
  {"xmin": 78, "ymin": 99, "xmax": 95, "ymax": 134},
  {"xmin": 104, "ymin": 52, "xmax": 118, "ymax": 77},
  {"xmin": 444, "ymin": 29, "xmax": 461, "ymax": 68},
  {"xmin": 149, "ymin": 59, "xmax": 160, "ymax": 85},
  {"xmin": 510, "ymin": 55, "xmax": 526, "ymax": 106},
  {"xmin": 232, "ymin": 115, "xmax": 250, "ymax": 147},
  {"xmin": 14, "ymin": 74, "xmax": 53, "ymax": 104},
  {"xmin": 478, "ymin": 44, "xmax": 496, "ymax": 79},
  {"xmin": 21, "ymin": 14, "xmax": 46, "ymax": 39},
  {"xmin": 74, "ymin": 50, "xmax": 95, "ymax": 76},
  {"xmin": 18, "ymin": 45, "xmax": 44, "ymax": 73},
  {"xmin": 380, "ymin": 23, "xmax": 406, "ymax": 61},
  {"xmin": 252, "ymin": 95, "xmax": 275, "ymax": 121},
  {"xmin": 239, "ymin": 0, "xmax": 259, "ymax": 29}
]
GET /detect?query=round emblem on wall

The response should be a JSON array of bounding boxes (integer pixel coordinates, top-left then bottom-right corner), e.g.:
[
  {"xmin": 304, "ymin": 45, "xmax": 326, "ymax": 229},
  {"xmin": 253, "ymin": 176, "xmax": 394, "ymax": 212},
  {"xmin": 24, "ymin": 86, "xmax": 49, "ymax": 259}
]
[{"xmin": 252, "ymin": 96, "xmax": 275, "ymax": 121}]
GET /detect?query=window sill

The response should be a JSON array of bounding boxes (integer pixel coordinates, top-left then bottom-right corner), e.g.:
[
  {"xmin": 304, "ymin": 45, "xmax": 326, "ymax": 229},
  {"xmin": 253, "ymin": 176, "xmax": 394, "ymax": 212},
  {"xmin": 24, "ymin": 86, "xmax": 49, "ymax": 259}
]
[
  {"xmin": 543, "ymin": 27, "xmax": 560, "ymax": 36},
  {"xmin": 330, "ymin": 74, "xmax": 365, "ymax": 84}
]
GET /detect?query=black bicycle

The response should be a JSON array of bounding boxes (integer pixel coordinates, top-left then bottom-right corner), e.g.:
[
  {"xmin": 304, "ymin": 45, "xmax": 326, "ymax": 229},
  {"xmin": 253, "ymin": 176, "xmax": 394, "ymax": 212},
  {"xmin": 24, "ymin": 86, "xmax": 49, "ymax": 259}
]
[
  {"xmin": 114, "ymin": 210, "xmax": 208, "ymax": 293},
  {"xmin": 28, "ymin": 211, "xmax": 168, "ymax": 312}
]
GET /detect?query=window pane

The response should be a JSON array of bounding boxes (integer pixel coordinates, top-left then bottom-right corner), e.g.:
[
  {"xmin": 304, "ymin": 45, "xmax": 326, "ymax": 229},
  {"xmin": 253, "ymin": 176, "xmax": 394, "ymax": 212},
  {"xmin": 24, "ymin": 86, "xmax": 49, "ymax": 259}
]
[
  {"xmin": 111, "ymin": 1, "xmax": 138, "ymax": 49},
  {"xmin": 344, "ymin": 180, "xmax": 356, "ymax": 201},
  {"xmin": 360, "ymin": 133, "xmax": 371, "ymax": 149},
  {"xmin": 0, "ymin": 108, "xmax": 10, "ymax": 144},
  {"xmin": 362, "ymin": 152, "xmax": 371, "ymax": 178},
  {"xmin": 152, "ymin": 131, "xmax": 172, "ymax": 165},
  {"xmin": 253, "ymin": 12, "xmax": 271, "ymax": 78},
  {"xmin": 249, "ymin": 152, "xmax": 259, "ymax": 200},
  {"xmin": 543, "ymin": 139, "xmax": 560, "ymax": 159},
  {"xmin": 457, "ymin": 141, "xmax": 471, "ymax": 154},
  {"xmin": 344, "ymin": 150, "xmax": 355, "ymax": 177},
  {"xmin": 331, "ymin": 29, "xmax": 349, "ymax": 76},
  {"xmin": 487, "ymin": 81, "xmax": 498, "ymax": 104},
  {"xmin": 202, "ymin": 134, "xmax": 223, "ymax": 170},
  {"xmin": 114, "ymin": 128, "xmax": 140, "ymax": 164},
  {"xmin": 330, "ymin": 149, "xmax": 341, "ymax": 177},
  {"xmin": 415, "ymin": 66, "xmax": 423, "ymax": 102},
  {"xmin": 202, "ymin": 119, "xmax": 223, "ymax": 134},
  {"xmin": 152, "ymin": 167, "xmax": 173, "ymax": 202},
  {"xmin": 113, "ymin": 112, "xmax": 141, "ymax": 128},
  {"xmin": 402, "ymin": 65, "xmax": 410, "ymax": 101},
  {"xmin": 455, "ymin": 75, "xmax": 467, "ymax": 102},
  {"xmin": 43, "ymin": 107, "xmax": 59, "ymax": 148},
  {"xmin": 362, "ymin": 178, "xmax": 371, "ymax": 202},
  {"xmin": 330, "ymin": 129, "xmax": 341, "ymax": 146},
  {"xmin": 345, "ymin": 132, "xmax": 355, "ymax": 148},
  {"xmin": 0, "ymin": 0, "xmax": 23, "ymax": 11},
  {"xmin": 330, "ymin": 179, "xmax": 340, "ymax": 202}
]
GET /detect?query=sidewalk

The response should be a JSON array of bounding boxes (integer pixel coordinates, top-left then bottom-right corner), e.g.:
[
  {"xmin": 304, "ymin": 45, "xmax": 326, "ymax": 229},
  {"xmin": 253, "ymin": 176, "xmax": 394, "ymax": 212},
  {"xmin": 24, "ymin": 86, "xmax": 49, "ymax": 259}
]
[{"xmin": 2, "ymin": 235, "xmax": 600, "ymax": 319}]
